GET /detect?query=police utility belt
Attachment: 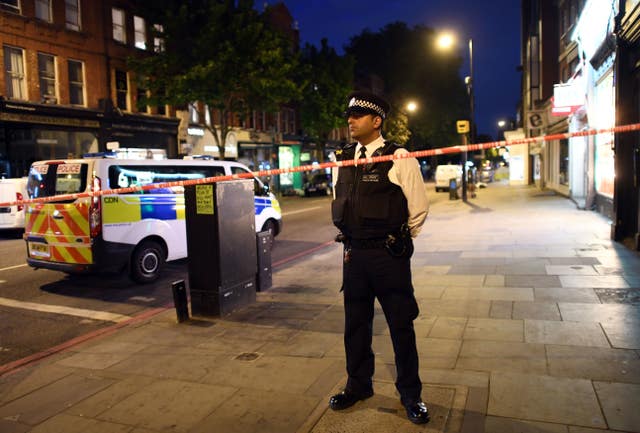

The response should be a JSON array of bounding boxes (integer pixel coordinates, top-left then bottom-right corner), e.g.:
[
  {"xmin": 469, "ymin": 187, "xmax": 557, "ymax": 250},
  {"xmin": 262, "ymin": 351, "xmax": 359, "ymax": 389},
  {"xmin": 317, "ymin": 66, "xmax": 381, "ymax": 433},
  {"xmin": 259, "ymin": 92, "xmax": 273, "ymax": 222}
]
[{"xmin": 336, "ymin": 224, "xmax": 414, "ymax": 260}]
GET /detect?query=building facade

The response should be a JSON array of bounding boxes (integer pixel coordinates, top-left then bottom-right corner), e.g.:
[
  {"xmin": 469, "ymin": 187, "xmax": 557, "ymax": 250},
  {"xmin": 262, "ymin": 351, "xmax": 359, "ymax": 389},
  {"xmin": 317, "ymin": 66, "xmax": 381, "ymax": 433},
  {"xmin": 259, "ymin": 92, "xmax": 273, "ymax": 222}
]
[
  {"xmin": 521, "ymin": 0, "xmax": 640, "ymax": 250},
  {"xmin": 0, "ymin": 0, "xmax": 180, "ymax": 178}
]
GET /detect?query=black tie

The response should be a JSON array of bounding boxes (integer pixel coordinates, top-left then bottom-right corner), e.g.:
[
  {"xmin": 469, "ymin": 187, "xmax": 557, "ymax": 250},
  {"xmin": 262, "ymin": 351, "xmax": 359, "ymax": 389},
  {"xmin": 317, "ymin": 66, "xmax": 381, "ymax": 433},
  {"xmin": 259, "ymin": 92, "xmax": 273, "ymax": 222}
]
[{"xmin": 359, "ymin": 146, "xmax": 367, "ymax": 160}]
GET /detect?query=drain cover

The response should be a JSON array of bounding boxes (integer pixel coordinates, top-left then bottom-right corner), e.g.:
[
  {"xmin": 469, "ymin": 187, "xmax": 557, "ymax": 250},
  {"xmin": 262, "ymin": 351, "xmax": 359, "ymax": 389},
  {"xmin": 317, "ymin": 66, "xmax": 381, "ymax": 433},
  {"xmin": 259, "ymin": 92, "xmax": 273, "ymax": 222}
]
[{"xmin": 235, "ymin": 352, "xmax": 260, "ymax": 361}]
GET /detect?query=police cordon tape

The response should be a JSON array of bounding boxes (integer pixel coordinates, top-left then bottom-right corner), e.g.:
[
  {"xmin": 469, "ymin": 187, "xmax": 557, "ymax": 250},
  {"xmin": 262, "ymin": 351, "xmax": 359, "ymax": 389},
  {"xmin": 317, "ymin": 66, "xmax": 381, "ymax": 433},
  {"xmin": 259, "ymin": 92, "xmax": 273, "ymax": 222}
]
[{"xmin": 2, "ymin": 122, "xmax": 640, "ymax": 208}]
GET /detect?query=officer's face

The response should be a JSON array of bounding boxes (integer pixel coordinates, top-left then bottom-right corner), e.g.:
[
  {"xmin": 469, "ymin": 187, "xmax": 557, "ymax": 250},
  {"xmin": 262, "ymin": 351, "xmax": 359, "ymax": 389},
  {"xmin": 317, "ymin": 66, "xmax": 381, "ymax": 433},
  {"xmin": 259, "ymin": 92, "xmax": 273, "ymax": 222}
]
[{"xmin": 348, "ymin": 113, "xmax": 382, "ymax": 144}]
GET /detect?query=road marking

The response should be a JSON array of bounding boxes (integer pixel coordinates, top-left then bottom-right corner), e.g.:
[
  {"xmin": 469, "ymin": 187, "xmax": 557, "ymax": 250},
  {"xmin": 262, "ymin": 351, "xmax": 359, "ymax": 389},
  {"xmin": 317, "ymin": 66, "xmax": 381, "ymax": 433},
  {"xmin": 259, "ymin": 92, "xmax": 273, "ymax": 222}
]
[
  {"xmin": 282, "ymin": 206, "xmax": 322, "ymax": 216},
  {"xmin": 0, "ymin": 264, "xmax": 28, "ymax": 272},
  {"xmin": 129, "ymin": 296, "xmax": 156, "ymax": 302},
  {"xmin": 0, "ymin": 297, "xmax": 131, "ymax": 323}
]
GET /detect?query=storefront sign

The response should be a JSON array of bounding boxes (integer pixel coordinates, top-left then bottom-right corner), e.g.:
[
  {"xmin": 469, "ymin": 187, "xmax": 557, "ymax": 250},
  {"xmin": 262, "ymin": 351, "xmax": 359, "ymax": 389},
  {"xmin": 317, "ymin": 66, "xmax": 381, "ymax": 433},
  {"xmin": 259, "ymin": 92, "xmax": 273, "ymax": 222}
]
[
  {"xmin": 0, "ymin": 112, "xmax": 100, "ymax": 128},
  {"xmin": 551, "ymin": 81, "xmax": 584, "ymax": 116}
]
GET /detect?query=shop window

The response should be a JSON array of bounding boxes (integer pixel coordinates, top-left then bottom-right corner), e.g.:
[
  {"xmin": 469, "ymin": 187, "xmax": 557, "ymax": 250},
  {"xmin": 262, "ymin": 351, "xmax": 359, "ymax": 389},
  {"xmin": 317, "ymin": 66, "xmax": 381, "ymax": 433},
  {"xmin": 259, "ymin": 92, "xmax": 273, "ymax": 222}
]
[
  {"xmin": 1, "ymin": 0, "xmax": 20, "ymax": 14},
  {"xmin": 38, "ymin": 53, "xmax": 56, "ymax": 102},
  {"xmin": 68, "ymin": 59, "xmax": 84, "ymax": 105},
  {"xmin": 559, "ymin": 138, "xmax": 569, "ymax": 186},
  {"xmin": 3, "ymin": 45, "xmax": 26, "ymax": 100},
  {"xmin": 65, "ymin": 0, "xmax": 81, "ymax": 31},
  {"xmin": 112, "ymin": 8, "xmax": 126, "ymax": 43},
  {"xmin": 134, "ymin": 16, "xmax": 146, "ymax": 49},
  {"xmin": 35, "ymin": 0, "xmax": 51, "ymax": 22},
  {"xmin": 115, "ymin": 70, "xmax": 128, "ymax": 110}
]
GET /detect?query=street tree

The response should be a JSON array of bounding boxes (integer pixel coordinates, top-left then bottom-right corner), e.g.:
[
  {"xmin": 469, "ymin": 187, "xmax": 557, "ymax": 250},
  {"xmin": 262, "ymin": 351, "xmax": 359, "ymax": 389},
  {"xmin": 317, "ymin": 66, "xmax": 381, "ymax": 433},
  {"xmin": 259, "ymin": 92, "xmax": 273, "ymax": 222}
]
[
  {"xmin": 131, "ymin": 0, "xmax": 300, "ymax": 159},
  {"xmin": 345, "ymin": 22, "xmax": 468, "ymax": 151},
  {"xmin": 297, "ymin": 39, "xmax": 354, "ymax": 161}
]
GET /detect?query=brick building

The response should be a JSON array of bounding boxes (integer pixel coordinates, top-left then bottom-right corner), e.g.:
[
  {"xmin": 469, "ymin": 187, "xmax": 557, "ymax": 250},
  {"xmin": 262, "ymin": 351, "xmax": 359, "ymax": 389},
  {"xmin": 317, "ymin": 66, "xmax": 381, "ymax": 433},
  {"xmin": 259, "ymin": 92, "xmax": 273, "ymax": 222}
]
[{"xmin": 0, "ymin": 0, "xmax": 179, "ymax": 178}]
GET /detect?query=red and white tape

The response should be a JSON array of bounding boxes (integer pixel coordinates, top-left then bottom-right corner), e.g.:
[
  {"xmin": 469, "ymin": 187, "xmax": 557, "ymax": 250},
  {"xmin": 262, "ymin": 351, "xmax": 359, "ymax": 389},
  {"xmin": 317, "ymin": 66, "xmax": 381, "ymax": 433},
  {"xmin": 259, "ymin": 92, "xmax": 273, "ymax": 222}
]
[{"xmin": 2, "ymin": 122, "xmax": 639, "ymax": 208}]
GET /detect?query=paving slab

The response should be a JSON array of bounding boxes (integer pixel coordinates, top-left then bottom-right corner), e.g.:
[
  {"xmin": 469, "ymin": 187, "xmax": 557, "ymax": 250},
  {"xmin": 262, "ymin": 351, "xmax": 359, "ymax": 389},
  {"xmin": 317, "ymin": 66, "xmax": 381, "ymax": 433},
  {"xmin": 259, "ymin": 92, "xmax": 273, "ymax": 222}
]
[
  {"xmin": 429, "ymin": 317, "xmax": 468, "ymax": 339},
  {"xmin": 0, "ymin": 363, "xmax": 73, "ymax": 404},
  {"xmin": 28, "ymin": 413, "xmax": 132, "ymax": 433},
  {"xmin": 558, "ymin": 302, "xmax": 640, "ymax": 323},
  {"xmin": 0, "ymin": 373, "xmax": 114, "ymax": 426},
  {"xmin": 524, "ymin": 320, "xmax": 610, "ymax": 347},
  {"xmin": 420, "ymin": 299, "xmax": 491, "ymax": 318},
  {"xmin": 545, "ymin": 265, "xmax": 598, "ymax": 276},
  {"xmin": 559, "ymin": 275, "xmax": 630, "ymax": 288},
  {"xmin": 512, "ymin": 302, "xmax": 561, "ymax": 321},
  {"xmin": 462, "ymin": 318, "xmax": 524, "ymax": 342},
  {"xmin": 484, "ymin": 415, "xmax": 568, "ymax": 433},
  {"xmin": 601, "ymin": 321, "xmax": 640, "ymax": 349},
  {"xmin": 593, "ymin": 381, "xmax": 640, "ymax": 432},
  {"xmin": 189, "ymin": 388, "xmax": 318, "ymax": 433},
  {"xmin": 533, "ymin": 287, "xmax": 600, "ymax": 304},
  {"xmin": 504, "ymin": 275, "xmax": 562, "ymax": 288},
  {"xmin": 546, "ymin": 345, "xmax": 640, "ymax": 383},
  {"xmin": 414, "ymin": 337, "xmax": 462, "ymax": 369},
  {"xmin": 456, "ymin": 340, "xmax": 547, "ymax": 375},
  {"xmin": 488, "ymin": 372, "xmax": 606, "ymax": 428},
  {"xmin": 96, "ymin": 378, "xmax": 237, "ymax": 432},
  {"xmin": 442, "ymin": 287, "xmax": 534, "ymax": 302}
]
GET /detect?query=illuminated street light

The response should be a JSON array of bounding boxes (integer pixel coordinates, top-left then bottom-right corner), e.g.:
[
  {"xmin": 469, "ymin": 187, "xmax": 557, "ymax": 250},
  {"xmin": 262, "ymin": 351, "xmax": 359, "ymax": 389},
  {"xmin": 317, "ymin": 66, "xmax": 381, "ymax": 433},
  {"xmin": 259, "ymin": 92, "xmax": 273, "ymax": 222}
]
[
  {"xmin": 436, "ymin": 31, "xmax": 475, "ymax": 202},
  {"xmin": 406, "ymin": 101, "xmax": 418, "ymax": 113},
  {"xmin": 498, "ymin": 120, "xmax": 506, "ymax": 128}
]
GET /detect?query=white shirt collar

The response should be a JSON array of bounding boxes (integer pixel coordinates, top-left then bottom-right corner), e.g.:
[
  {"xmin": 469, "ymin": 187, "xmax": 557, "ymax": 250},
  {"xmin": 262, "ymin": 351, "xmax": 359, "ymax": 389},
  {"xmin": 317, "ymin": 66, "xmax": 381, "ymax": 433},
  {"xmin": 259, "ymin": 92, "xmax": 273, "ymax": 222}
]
[{"xmin": 356, "ymin": 135, "xmax": 385, "ymax": 159}]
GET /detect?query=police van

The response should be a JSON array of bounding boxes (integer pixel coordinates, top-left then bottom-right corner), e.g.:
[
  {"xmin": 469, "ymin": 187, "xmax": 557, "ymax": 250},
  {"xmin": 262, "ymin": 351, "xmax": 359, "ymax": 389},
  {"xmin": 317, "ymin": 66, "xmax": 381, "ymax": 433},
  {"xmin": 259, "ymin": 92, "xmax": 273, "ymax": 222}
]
[{"xmin": 24, "ymin": 157, "xmax": 282, "ymax": 283}]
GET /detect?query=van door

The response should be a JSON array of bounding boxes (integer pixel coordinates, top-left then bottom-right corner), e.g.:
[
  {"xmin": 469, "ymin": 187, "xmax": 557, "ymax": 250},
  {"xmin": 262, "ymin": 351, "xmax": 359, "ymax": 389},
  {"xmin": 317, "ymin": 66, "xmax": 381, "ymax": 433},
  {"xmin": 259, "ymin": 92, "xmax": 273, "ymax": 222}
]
[{"xmin": 25, "ymin": 162, "xmax": 92, "ymax": 265}]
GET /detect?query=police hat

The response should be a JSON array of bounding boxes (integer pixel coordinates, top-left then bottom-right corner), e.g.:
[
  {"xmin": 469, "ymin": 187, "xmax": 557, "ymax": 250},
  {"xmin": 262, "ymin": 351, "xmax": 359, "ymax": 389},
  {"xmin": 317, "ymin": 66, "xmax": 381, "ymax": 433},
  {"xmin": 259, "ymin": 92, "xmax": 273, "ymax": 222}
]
[{"xmin": 344, "ymin": 91, "xmax": 390, "ymax": 119}]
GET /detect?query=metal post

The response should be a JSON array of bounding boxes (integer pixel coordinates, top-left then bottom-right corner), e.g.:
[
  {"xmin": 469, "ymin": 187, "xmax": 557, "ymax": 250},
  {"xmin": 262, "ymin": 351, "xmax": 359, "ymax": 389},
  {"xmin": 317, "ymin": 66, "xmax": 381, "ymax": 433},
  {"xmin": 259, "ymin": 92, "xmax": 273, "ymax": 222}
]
[
  {"xmin": 461, "ymin": 134, "xmax": 468, "ymax": 202},
  {"xmin": 171, "ymin": 280, "xmax": 189, "ymax": 323}
]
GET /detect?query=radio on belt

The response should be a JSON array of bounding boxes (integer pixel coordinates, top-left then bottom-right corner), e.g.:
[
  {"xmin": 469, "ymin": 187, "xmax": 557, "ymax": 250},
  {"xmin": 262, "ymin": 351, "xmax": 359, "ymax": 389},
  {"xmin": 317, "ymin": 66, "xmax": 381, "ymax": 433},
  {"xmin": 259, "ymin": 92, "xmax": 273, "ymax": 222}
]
[{"xmin": 184, "ymin": 179, "xmax": 257, "ymax": 316}]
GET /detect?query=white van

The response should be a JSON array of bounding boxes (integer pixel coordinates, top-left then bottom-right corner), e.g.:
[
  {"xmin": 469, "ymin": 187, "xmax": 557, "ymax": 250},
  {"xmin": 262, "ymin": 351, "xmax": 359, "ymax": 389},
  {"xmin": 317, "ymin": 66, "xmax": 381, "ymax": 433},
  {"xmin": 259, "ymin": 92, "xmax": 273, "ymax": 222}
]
[
  {"xmin": 434, "ymin": 165, "xmax": 463, "ymax": 192},
  {"xmin": 0, "ymin": 177, "xmax": 28, "ymax": 230},
  {"xmin": 24, "ymin": 157, "xmax": 282, "ymax": 283}
]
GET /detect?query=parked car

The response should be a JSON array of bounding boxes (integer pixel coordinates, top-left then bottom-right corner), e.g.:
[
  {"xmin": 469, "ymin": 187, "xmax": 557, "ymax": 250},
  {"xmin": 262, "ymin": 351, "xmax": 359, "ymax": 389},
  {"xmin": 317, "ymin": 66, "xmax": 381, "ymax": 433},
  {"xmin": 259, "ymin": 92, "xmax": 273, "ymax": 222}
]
[
  {"xmin": 0, "ymin": 177, "xmax": 28, "ymax": 230},
  {"xmin": 303, "ymin": 172, "xmax": 332, "ymax": 197},
  {"xmin": 434, "ymin": 165, "xmax": 462, "ymax": 192}
]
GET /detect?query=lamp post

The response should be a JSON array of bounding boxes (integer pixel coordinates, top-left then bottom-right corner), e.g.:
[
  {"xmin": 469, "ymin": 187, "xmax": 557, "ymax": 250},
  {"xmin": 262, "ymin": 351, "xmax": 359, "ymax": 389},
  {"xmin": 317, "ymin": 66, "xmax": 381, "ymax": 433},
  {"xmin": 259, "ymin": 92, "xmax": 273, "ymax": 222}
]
[{"xmin": 437, "ymin": 32, "xmax": 475, "ymax": 202}]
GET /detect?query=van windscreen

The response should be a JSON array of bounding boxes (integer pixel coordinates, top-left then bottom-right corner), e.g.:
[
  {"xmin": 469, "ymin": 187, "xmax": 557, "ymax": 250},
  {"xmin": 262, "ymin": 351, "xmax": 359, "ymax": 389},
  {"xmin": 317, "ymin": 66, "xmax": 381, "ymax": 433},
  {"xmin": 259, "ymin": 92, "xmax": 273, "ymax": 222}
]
[{"xmin": 27, "ymin": 163, "xmax": 89, "ymax": 199}]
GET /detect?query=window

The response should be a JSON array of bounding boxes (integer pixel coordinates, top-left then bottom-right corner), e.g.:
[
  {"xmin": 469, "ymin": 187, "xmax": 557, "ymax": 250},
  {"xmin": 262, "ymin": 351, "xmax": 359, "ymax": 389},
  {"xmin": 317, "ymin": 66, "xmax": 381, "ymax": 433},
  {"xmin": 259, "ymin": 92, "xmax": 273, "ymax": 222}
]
[
  {"xmin": 65, "ymin": 0, "xmax": 81, "ymax": 31},
  {"xmin": 112, "ymin": 8, "xmax": 126, "ymax": 43},
  {"xmin": 3, "ymin": 46, "xmax": 26, "ymax": 100},
  {"xmin": 153, "ymin": 24, "xmax": 165, "ymax": 53},
  {"xmin": 134, "ymin": 16, "xmax": 146, "ymax": 49},
  {"xmin": 35, "ymin": 0, "xmax": 51, "ymax": 22},
  {"xmin": 107, "ymin": 165, "xmax": 225, "ymax": 194},
  {"xmin": 38, "ymin": 53, "xmax": 56, "ymax": 102},
  {"xmin": 115, "ymin": 69, "xmax": 128, "ymax": 110},
  {"xmin": 0, "ymin": 0, "xmax": 20, "ymax": 14},
  {"xmin": 68, "ymin": 60, "xmax": 84, "ymax": 105}
]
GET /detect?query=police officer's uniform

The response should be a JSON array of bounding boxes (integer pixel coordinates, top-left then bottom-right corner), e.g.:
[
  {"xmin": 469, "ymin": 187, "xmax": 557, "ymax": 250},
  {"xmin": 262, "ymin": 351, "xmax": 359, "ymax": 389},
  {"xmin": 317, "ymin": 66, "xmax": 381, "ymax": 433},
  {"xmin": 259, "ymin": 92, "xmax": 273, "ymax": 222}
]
[{"xmin": 329, "ymin": 92, "xmax": 430, "ymax": 424}]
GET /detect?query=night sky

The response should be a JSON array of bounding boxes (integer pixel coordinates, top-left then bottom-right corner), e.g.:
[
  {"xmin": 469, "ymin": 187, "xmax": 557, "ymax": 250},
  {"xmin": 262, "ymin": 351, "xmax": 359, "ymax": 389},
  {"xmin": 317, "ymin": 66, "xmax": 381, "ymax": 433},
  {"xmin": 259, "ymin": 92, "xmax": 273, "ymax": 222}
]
[{"xmin": 266, "ymin": 0, "xmax": 522, "ymax": 141}]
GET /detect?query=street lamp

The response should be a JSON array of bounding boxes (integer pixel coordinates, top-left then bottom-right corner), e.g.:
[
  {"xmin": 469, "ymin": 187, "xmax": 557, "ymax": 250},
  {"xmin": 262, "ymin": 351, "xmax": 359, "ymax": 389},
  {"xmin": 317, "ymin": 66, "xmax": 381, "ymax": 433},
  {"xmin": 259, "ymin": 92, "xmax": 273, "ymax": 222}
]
[
  {"xmin": 436, "ymin": 32, "xmax": 475, "ymax": 202},
  {"xmin": 406, "ymin": 101, "xmax": 418, "ymax": 113}
]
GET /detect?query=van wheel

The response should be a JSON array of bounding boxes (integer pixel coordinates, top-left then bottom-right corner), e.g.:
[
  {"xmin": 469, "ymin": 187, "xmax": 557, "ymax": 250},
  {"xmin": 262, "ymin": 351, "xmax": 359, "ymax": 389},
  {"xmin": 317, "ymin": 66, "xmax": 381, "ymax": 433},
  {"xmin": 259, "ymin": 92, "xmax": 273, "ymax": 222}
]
[{"xmin": 130, "ymin": 240, "xmax": 164, "ymax": 284}]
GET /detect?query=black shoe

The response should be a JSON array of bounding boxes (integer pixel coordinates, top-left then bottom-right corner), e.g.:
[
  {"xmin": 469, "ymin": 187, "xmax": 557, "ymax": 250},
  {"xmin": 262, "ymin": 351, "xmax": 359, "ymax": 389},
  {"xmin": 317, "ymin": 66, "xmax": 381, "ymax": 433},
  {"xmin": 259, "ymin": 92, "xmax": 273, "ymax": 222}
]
[
  {"xmin": 405, "ymin": 401, "xmax": 430, "ymax": 424},
  {"xmin": 328, "ymin": 390, "xmax": 374, "ymax": 410}
]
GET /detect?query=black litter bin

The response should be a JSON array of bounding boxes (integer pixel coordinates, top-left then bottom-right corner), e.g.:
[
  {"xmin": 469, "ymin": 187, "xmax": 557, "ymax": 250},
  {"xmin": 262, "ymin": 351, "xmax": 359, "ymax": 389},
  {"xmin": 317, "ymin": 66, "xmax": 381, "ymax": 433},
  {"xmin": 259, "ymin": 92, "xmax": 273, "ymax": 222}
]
[{"xmin": 449, "ymin": 178, "xmax": 459, "ymax": 200}]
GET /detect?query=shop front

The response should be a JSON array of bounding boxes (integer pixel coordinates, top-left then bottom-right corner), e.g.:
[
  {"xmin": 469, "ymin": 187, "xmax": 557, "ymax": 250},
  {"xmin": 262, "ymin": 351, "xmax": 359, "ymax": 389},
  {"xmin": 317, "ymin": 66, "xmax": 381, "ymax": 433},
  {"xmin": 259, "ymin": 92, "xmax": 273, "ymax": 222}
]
[{"xmin": 0, "ymin": 99, "xmax": 179, "ymax": 177}]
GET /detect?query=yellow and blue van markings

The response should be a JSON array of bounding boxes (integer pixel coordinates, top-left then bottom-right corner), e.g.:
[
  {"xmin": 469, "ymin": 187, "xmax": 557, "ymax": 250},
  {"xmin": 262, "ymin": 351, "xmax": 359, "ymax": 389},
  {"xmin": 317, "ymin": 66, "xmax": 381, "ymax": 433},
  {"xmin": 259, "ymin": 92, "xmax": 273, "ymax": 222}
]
[{"xmin": 103, "ymin": 194, "xmax": 272, "ymax": 224}]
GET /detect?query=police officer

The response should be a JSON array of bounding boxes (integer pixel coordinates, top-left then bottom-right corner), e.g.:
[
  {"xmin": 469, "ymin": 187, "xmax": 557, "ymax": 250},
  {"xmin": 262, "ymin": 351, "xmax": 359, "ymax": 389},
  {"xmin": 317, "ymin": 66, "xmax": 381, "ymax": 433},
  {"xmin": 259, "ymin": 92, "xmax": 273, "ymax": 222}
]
[{"xmin": 329, "ymin": 91, "xmax": 430, "ymax": 424}]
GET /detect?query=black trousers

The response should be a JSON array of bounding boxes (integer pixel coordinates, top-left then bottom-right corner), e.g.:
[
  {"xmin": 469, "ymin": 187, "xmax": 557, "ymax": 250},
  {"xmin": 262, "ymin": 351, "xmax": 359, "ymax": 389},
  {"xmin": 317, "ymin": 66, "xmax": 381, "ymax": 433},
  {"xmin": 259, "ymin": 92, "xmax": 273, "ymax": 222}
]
[{"xmin": 341, "ymin": 246, "xmax": 422, "ymax": 405}]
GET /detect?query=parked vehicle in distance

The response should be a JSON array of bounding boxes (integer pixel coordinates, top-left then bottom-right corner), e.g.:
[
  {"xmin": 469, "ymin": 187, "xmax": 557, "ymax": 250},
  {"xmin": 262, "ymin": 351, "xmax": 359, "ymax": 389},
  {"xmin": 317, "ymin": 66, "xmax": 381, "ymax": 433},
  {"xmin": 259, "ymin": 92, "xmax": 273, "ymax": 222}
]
[
  {"xmin": 434, "ymin": 165, "xmax": 462, "ymax": 192},
  {"xmin": 479, "ymin": 165, "xmax": 495, "ymax": 183},
  {"xmin": 303, "ymin": 172, "xmax": 332, "ymax": 197},
  {"xmin": 0, "ymin": 177, "xmax": 28, "ymax": 230},
  {"xmin": 24, "ymin": 157, "xmax": 282, "ymax": 283}
]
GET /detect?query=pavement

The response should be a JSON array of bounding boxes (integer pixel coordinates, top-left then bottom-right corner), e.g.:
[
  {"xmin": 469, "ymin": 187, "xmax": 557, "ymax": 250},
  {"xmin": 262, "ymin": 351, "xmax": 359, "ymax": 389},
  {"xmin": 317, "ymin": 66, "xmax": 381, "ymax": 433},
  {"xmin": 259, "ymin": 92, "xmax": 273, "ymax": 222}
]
[{"xmin": 1, "ymin": 182, "xmax": 640, "ymax": 433}]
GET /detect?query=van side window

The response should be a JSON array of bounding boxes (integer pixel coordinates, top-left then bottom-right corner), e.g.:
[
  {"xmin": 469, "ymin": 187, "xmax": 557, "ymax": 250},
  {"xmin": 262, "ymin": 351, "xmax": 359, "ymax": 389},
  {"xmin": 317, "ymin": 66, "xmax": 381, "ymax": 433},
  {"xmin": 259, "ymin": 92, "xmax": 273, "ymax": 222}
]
[
  {"xmin": 230, "ymin": 166, "xmax": 265, "ymax": 196},
  {"xmin": 108, "ymin": 165, "xmax": 225, "ymax": 194}
]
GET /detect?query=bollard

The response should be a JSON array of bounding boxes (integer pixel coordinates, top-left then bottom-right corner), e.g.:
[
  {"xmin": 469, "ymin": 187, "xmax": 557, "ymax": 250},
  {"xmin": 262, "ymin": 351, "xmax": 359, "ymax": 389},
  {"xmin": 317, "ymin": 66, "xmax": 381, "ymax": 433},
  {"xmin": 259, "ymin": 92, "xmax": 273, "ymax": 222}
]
[{"xmin": 172, "ymin": 280, "xmax": 189, "ymax": 323}]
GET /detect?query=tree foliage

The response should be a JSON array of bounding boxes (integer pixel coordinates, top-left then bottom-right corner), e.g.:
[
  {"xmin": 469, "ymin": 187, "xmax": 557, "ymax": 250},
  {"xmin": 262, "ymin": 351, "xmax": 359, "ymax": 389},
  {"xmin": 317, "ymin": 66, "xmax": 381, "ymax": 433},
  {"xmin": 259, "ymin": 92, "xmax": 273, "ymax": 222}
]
[
  {"xmin": 297, "ymin": 39, "xmax": 354, "ymax": 157},
  {"xmin": 345, "ymin": 22, "xmax": 469, "ymax": 150},
  {"xmin": 131, "ymin": 0, "xmax": 300, "ymax": 159}
]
